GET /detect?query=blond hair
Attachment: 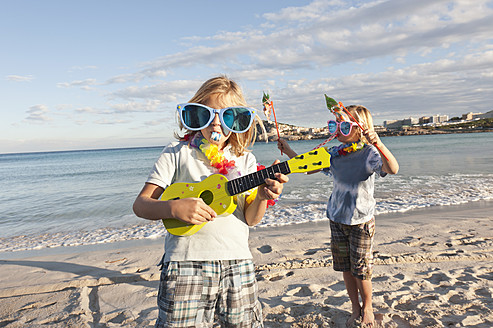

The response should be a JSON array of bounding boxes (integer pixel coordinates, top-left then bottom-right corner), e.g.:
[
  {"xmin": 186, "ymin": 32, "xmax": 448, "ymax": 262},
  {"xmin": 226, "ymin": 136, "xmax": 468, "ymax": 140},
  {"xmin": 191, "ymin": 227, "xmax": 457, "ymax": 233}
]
[
  {"xmin": 175, "ymin": 75, "xmax": 262, "ymax": 157},
  {"xmin": 345, "ymin": 105, "xmax": 375, "ymax": 145}
]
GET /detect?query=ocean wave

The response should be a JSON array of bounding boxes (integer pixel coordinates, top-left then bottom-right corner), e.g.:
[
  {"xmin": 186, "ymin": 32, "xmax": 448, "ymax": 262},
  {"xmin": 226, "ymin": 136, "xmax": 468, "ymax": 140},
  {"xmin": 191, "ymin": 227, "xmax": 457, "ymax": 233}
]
[
  {"xmin": 2, "ymin": 135, "xmax": 492, "ymax": 253},
  {"xmin": 2, "ymin": 184, "xmax": 492, "ymax": 253}
]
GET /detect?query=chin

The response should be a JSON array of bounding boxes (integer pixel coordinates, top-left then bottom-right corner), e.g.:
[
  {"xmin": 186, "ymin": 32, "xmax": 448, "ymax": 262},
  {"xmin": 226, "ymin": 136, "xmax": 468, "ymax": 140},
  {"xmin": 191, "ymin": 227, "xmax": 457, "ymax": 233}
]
[
  {"xmin": 337, "ymin": 135, "xmax": 359, "ymax": 143},
  {"xmin": 336, "ymin": 136, "xmax": 347, "ymax": 143}
]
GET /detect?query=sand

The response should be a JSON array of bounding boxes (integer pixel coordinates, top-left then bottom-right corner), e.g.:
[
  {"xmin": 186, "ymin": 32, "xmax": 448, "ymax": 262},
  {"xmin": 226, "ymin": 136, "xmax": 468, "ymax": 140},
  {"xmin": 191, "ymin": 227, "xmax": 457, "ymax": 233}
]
[{"xmin": 1, "ymin": 201, "xmax": 492, "ymax": 327}]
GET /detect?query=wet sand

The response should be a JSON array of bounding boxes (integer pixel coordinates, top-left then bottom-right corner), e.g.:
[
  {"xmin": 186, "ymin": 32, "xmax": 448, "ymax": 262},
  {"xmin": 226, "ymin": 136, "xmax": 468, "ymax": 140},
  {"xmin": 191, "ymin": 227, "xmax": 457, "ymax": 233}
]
[{"xmin": 1, "ymin": 201, "xmax": 492, "ymax": 327}]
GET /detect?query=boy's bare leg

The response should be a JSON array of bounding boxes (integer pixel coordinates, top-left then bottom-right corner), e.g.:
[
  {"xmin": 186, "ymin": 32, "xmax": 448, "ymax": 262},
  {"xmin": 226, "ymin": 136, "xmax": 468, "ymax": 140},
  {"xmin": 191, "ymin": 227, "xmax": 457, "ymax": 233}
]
[
  {"xmin": 343, "ymin": 271, "xmax": 361, "ymax": 327},
  {"xmin": 356, "ymin": 278, "xmax": 374, "ymax": 327}
]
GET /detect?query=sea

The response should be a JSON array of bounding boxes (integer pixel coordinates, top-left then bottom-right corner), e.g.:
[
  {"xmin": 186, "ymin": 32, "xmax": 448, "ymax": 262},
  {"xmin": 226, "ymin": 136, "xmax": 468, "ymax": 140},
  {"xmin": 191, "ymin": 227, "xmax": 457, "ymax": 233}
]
[{"xmin": 1, "ymin": 132, "xmax": 492, "ymax": 253}]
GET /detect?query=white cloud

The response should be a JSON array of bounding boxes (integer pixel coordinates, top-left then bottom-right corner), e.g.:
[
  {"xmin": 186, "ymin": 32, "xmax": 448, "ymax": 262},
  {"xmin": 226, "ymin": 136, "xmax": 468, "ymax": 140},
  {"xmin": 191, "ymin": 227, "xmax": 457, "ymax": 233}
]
[
  {"xmin": 76, "ymin": 107, "xmax": 98, "ymax": 114},
  {"xmin": 25, "ymin": 105, "xmax": 50, "ymax": 122},
  {"xmin": 263, "ymin": 0, "xmax": 340, "ymax": 22},
  {"xmin": 7, "ymin": 75, "xmax": 34, "ymax": 82},
  {"xmin": 57, "ymin": 79, "xmax": 98, "ymax": 88},
  {"xmin": 94, "ymin": 119, "xmax": 131, "ymax": 125},
  {"xmin": 109, "ymin": 100, "xmax": 162, "ymax": 114}
]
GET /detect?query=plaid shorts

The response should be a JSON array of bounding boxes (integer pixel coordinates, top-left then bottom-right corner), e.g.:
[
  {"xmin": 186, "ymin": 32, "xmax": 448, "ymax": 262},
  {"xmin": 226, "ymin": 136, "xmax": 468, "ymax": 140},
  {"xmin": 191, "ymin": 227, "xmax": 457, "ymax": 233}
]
[
  {"xmin": 330, "ymin": 217, "xmax": 375, "ymax": 280},
  {"xmin": 155, "ymin": 259, "xmax": 263, "ymax": 328}
]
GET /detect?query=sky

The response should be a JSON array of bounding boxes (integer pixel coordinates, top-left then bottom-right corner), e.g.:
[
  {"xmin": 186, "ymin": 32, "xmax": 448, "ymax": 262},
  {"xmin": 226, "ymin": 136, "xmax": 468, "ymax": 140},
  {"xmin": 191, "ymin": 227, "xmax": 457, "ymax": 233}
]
[{"xmin": 2, "ymin": 0, "xmax": 493, "ymax": 154}]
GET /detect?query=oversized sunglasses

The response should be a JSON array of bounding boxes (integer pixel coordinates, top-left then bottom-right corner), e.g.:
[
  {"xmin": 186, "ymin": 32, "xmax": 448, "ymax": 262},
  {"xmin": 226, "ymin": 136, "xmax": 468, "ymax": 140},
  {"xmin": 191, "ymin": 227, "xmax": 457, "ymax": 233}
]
[
  {"xmin": 177, "ymin": 103, "xmax": 256, "ymax": 134},
  {"xmin": 327, "ymin": 120, "xmax": 358, "ymax": 136}
]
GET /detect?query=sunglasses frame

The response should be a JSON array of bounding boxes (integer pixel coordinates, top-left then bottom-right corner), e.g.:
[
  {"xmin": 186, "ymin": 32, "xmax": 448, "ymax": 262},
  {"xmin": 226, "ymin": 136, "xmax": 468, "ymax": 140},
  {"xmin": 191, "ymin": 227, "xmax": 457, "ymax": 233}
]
[
  {"xmin": 177, "ymin": 103, "xmax": 256, "ymax": 134},
  {"xmin": 327, "ymin": 120, "xmax": 359, "ymax": 136}
]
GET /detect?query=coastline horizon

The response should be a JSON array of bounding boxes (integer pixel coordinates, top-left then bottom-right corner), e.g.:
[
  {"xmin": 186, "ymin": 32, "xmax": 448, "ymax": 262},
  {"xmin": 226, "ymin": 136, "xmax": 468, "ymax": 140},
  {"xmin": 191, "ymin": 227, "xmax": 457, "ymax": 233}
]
[
  {"xmin": 1, "ymin": 129, "xmax": 492, "ymax": 156},
  {"xmin": 1, "ymin": 199, "xmax": 491, "ymax": 260}
]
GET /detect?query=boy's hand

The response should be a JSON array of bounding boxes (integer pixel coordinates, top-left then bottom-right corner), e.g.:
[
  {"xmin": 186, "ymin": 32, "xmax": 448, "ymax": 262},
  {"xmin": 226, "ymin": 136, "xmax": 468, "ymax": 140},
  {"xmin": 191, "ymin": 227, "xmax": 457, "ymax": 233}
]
[
  {"xmin": 364, "ymin": 129, "xmax": 382, "ymax": 147},
  {"xmin": 277, "ymin": 138, "xmax": 289, "ymax": 152},
  {"xmin": 169, "ymin": 198, "xmax": 217, "ymax": 225},
  {"xmin": 277, "ymin": 138, "xmax": 297, "ymax": 158},
  {"xmin": 258, "ymin": 160, "xmax": 289, "ymax": 201}
]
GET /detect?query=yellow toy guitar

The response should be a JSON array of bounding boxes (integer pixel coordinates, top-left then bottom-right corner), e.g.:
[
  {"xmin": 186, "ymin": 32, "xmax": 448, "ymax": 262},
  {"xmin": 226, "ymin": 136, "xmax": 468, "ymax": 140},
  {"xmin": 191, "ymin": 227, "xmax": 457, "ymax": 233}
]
[{"xmin": 160, "ymin": 147, "xmax": 331, "ymax": 236}]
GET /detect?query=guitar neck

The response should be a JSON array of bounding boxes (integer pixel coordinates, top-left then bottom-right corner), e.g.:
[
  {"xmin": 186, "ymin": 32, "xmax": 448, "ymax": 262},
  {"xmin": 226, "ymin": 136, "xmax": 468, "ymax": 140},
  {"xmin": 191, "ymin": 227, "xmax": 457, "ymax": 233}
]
[{"xmin": 226, "ymin": 161, "xmax": 290, "ymax": 196}]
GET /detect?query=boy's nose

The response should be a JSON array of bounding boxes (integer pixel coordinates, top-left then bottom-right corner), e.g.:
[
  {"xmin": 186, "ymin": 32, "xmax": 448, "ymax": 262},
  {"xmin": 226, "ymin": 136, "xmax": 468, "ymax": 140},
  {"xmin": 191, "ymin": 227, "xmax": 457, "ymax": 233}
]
[{"xmin": 211, "ymin": 113, "xmax": 221, "ymax": 125}]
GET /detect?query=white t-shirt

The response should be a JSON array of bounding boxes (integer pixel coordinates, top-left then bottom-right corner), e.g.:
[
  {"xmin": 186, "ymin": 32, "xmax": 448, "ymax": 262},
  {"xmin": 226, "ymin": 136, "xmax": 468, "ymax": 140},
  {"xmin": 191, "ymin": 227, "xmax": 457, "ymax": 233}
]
[{"xmin": 146, "ymin": 140, "xmax": 258, "ymax": 262}]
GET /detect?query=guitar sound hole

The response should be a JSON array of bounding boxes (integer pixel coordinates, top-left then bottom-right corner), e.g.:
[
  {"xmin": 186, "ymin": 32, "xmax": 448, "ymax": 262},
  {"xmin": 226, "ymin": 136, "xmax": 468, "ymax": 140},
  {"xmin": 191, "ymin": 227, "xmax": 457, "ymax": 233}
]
[{"xmin": 200, "ymin": 190, "xmax": 214, "ymax": 205}]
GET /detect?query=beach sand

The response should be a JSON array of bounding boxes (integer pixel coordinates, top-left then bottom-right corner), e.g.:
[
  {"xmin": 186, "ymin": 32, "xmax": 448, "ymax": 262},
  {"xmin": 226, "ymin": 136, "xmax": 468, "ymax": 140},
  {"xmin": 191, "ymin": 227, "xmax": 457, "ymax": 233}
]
[{"xmin": 1, "ymin": 201, "xmax": 492, "ymax": 327}]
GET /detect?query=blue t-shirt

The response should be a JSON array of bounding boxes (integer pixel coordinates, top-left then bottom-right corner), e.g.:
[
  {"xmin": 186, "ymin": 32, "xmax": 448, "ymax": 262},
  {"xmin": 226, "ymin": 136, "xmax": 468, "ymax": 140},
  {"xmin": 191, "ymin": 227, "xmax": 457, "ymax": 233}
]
[{"xmin": 324, "ymin": 144, "xmax": 386, "ymax": 225}]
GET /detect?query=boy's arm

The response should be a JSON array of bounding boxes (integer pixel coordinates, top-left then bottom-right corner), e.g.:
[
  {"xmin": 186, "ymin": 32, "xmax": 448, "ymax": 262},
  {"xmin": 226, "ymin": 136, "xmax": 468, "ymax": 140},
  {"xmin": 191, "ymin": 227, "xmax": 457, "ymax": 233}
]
[
  {"xmin": 364, "ymin": 130, "xmax": 399, "ymax": 175},
  {"xmin": 278, "ymin": 138, "xmax": 323, "ymax": 174},
  {"xmin": 277, "ymin": 138, "xmax": 298, "ymax": 158},
  {"xmin": 133, "ymin": 183, "xmax": 216, "ymax": 224}
]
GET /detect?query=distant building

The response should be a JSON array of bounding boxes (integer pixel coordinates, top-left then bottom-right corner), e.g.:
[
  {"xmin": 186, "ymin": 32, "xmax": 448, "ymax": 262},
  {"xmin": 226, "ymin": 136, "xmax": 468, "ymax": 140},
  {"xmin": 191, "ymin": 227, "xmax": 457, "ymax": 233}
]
[
  {"xmin": 383, "ymin": 119, "xmax": 398, "ymax": 128},
  {"xmin": 405, "ymin": 117, "xmax": 419, "ymax": 125},
  {"xmin": 430, "ymin": 114, "xmax": 449, "ymax": 124},
  {"xmin": 374, "ymin": 125, "xmax": 386, "ymax": 133},
  {"xmin": 478, "ymin": 110, "xmax": 493, "ymax": 119},
  {"xmin": 462, "ymin": 112, "xmax": 483, "ymax": 120},
  {"xmin": 384, "ymin": 117, "xmax": 418, "ymax": 129}
]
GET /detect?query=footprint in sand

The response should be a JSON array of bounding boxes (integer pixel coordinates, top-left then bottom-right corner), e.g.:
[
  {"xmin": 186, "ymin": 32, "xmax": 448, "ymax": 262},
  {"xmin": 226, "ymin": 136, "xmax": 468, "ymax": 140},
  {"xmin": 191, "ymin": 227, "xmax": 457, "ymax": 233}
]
[
  {"xmin": 394, "ymin": 273, "xmax": 405, "ymax": 280},
  {"xmin": 121, "ymin": 267, "xmax": 149, "ymax": 274},
  {"xmin": 474, "ymin": 287, "xmax": 491, "ymax": 298},
  {"xmin": 446, "ymin": 234, "xmax": 490, "ymax": 247},
  {"xmin": 268, "ymin": 275, "xmax": 283, "ymax": 282},
  {"xmin": 427, "ymin": 271, "xmax": 453, "ymax": 284},
  {"xmin": 260, "ymin": 270, "xmax": 294, "ymax": 282},
  {"xmin": 448, "ymin": 293, "xmax": 468, "ymax": 305},
  {"xmin": 372, "ymin": 275, "xmax": 390, "ymax": 282},
  {"xmin": 477, "ymin": 270, "xmax": 493, "ymax": 280},
  {"xmin": 257, "ymin": 245, "xmax": 272, "ymax": 254},
  {"xmin": 285, "ymin": 284, "xmax": 325, "ymax": 298},
  {"xmin": 293, "ymin": 286, "xmax": 313, "ymax": 297},
  {"xmin": 101, "ymin": 310, "xmax": 133, "ymax": 325},
  {"xmin": 456, "ymin": 271, "xmax": 477, "ymax": 282}
]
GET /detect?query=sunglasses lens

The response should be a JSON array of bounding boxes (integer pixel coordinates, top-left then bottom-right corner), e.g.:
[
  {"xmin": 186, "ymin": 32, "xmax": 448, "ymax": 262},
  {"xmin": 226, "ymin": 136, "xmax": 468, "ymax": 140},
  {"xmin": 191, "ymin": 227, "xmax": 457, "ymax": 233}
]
[
  {"xmin": 340, "ymin": 121, "xmax": 351, "ymax": 135},
  {"xmin": 222, "ymin": 107, "xmax": 253, "ymax": 132},
  {"xmin": 181, "ymin": 105, "xmax": 211, "ymax": 129},
  {"xmin": 328, "ymin": 120, "xmax": 337, "ymax": 134}
]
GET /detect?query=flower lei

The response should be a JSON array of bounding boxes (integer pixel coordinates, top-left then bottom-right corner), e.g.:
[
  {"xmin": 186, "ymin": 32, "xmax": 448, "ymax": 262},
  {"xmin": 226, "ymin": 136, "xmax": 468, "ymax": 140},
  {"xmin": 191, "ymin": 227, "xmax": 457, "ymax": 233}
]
[
  {"xmin": 187, "ymin": 133, "xmax": 237, "ymax": 176},
  {"xmin": 328, "ymin": 141, "xmax": 366, "ymax": 158}
]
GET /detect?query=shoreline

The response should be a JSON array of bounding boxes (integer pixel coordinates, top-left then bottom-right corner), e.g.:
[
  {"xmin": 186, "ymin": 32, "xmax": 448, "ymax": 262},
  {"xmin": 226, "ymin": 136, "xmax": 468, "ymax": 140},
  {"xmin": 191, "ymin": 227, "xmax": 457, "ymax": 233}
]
[
  {"xmin": 1, "ymin": 201, "xmax": 492, "ymax": 326},
  {"xmin": 1, "ymin": 200, "xmax": 492, "ymax": 261}
]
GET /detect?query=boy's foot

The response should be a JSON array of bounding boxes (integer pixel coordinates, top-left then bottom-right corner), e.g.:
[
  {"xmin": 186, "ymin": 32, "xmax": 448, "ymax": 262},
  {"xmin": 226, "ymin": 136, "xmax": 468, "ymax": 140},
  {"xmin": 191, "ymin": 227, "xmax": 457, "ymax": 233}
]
[
  {"xmin": 346, "ymin": 310, "xmax": 361, "ymax": 327},
  {"xmin": 361, "ymin": 307, "xmax": 375, "ymax": 327}
]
